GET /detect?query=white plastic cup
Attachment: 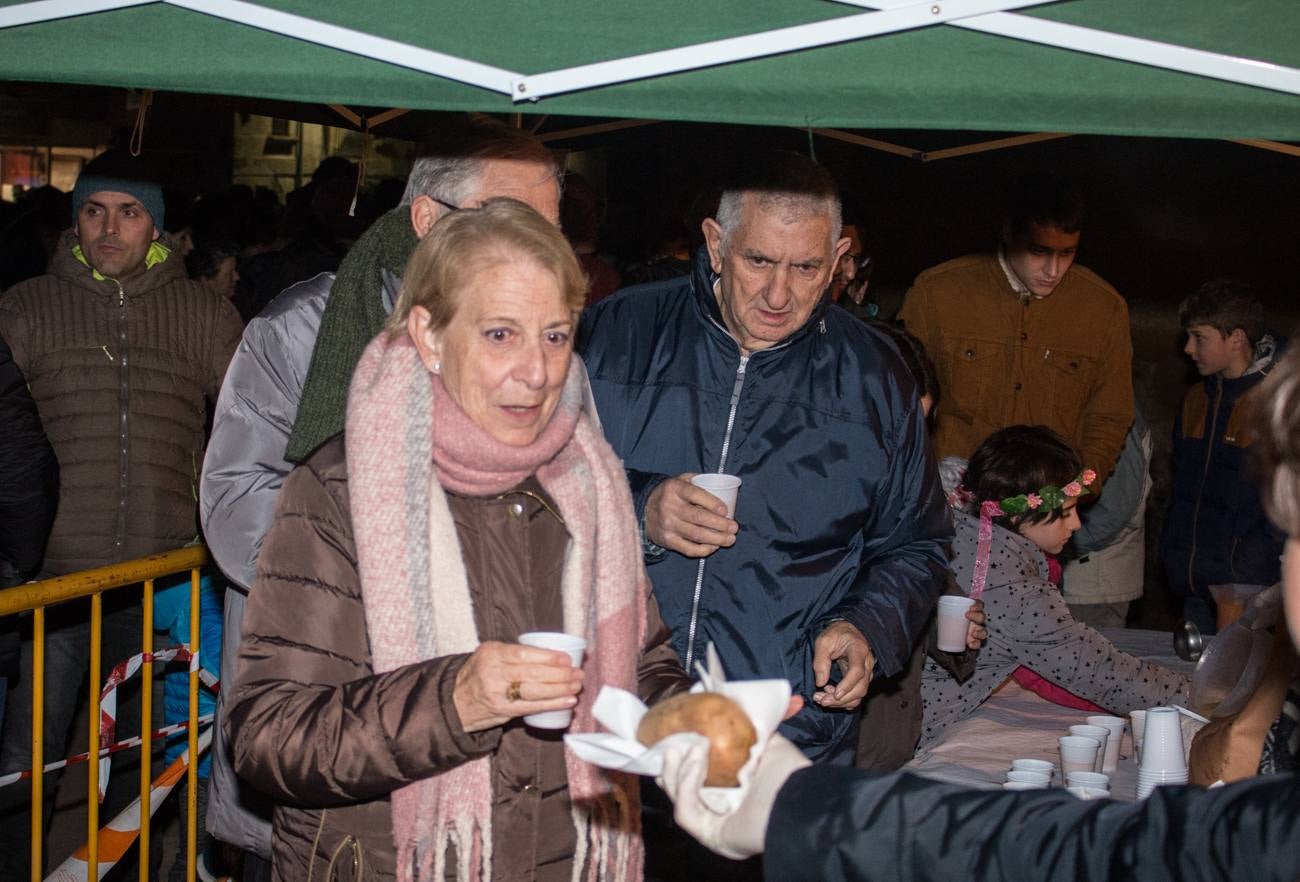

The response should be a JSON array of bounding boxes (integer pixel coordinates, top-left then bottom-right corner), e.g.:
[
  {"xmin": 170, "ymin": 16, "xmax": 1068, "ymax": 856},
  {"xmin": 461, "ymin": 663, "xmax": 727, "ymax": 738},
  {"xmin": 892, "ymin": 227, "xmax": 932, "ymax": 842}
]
[
  {"xmin": 1065, "ymin": 771, "xmax": 1110, "ymax": 790},
  {"xmin": 1059, "ymin": 735, "xmax": 1101, "ymax": 775},
  {"xmin": 691, "ymin": 474, "xmax": 742, "ymax": 518},
  {"xmin": 1069, "ymin": 724, "xmax": 1111, "ymax": 773},
  {"xmin": 1086, "ymin": 715, "xmax": 1126, "ymax": 772},
  {"xmin": 1129, "ymin": 710, "xmax": 1148, "ymax": 758},
  {"xmin": 1067, "ymin": 786, "xmax": 1110, "ymax": 800},
  {"xmin": 935, "ymin": 596, "xmax": 977, "ymax": 652},
  {"xmin": 1139, "ymin": 707, "xmax": 1187, "ymax": 773},
  {"xmin": 1136, "ymin": 769, "xmax": 1188, "ymax": 800},
  {"xmin": 1011, "ymin": 758, "xmax": 1055, "ymax": 777},
  {"xmin": 1005, "ymin": 770, "xmax": 1051, "ymax": 787},
  {"xmin": 1002, "ymin": 781, "xmax": 1045, "ymax": 791},
  {"xmin": 517, "ymin": 631, "xmax": 587, "ymax": 730}
]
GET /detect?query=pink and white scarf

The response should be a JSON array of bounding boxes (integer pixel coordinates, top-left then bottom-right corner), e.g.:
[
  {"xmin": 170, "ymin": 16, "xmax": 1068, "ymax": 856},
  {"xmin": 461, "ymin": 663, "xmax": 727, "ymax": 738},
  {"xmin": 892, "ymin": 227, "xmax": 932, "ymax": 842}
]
[{"xmin": 346, "ymin": 330, "xmax": 647, "ymax": 882}]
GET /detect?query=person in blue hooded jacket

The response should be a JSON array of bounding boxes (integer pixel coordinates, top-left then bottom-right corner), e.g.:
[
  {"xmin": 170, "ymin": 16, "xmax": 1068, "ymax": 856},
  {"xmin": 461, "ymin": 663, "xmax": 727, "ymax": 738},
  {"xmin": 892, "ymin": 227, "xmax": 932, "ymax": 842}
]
[
  {"xmin": 579, "ymin": 152, "xmax": 951, "ymax": 768},
  {"xmin": 154, "ymin": 571, "xmax": 223, "ymax": 881}
]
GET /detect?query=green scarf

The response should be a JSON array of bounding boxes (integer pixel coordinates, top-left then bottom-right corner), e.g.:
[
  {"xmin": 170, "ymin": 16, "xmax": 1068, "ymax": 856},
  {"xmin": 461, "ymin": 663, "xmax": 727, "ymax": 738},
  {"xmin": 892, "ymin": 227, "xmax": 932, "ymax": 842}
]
[{"xmin": 285, "ymin": 207, "xmax": 418, "ymax": 463}]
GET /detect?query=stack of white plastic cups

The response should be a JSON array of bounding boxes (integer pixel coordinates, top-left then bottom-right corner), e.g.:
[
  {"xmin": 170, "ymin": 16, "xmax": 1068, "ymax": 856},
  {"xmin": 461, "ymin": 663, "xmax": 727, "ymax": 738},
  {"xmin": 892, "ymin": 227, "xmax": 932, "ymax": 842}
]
[{"xmin": 1136, "ymin": 706, "xmax": 1188, "ymax": 797}]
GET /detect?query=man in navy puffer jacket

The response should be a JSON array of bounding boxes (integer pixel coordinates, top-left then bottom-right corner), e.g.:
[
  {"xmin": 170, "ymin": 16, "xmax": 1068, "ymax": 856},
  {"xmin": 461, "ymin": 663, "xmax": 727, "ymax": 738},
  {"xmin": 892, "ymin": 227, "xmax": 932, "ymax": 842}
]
[{"xmin": 580, "ymin": 153, "xmax": 951, "ymax": 767}]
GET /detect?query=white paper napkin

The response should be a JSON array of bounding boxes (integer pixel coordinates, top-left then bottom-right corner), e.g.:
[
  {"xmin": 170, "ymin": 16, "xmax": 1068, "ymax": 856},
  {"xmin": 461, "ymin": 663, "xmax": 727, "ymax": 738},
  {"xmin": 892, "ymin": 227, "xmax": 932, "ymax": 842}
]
[{"xmin": 565, "ymin": 644, "xmax": 792, "ymax": 812}]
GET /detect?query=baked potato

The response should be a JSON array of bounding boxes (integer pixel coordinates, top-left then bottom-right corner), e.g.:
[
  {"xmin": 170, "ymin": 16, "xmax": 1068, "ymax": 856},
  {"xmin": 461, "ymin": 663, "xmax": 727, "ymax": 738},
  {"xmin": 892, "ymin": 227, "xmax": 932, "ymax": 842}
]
[{"xmin": 637, "ymin": 692, "xmax": 757, "ymax": 787}]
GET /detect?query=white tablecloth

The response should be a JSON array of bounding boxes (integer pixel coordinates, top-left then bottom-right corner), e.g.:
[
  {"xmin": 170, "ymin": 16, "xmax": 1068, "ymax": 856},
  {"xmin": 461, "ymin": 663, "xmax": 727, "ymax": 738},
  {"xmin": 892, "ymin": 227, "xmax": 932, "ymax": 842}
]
[{"xmin": 904, "ymin": 628, "xmax": 1197, "ymax": 801}]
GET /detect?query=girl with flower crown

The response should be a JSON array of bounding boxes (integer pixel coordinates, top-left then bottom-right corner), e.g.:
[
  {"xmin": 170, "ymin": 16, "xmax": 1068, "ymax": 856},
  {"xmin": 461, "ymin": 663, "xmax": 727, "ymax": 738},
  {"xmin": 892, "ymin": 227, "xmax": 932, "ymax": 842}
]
[{"xmin": 918, "ymin": 424, "xmax": 1188, "ymax": 746}]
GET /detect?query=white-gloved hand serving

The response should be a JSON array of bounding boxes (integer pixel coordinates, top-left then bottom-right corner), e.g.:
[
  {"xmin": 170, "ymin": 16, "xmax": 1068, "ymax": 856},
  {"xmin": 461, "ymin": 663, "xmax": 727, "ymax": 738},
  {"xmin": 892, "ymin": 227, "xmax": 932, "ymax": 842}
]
[{"xmin": 658, "ymin": 733, "xmax": 811, "ymax": 860}]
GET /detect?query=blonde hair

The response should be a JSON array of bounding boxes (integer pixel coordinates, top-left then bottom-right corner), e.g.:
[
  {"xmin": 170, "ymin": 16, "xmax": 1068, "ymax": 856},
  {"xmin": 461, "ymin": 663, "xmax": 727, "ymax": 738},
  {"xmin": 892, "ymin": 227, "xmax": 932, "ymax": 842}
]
[
  {"xmin": 1254, "ymin": 343, "xmax": 1300, "ymax": 537},
  {"xmin": 388, "ymin": 198, "xmax": 586, "ymax": 336}
]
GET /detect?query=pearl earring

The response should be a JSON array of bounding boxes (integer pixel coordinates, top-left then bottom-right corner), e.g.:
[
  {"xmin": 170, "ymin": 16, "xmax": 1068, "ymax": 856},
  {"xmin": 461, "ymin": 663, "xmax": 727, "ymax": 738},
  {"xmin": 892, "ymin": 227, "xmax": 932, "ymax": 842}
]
[{"xmin": 432, "ymin": 360, "xmax": 441, "ymax": 373}]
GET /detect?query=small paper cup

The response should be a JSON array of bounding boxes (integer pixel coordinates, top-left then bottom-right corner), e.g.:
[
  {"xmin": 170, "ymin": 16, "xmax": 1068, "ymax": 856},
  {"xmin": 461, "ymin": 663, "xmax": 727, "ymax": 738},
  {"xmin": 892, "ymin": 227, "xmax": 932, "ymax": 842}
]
[
  {"xmin": 1005, "ymin": 770, "xmax": 1051, "ymax": 787},
  {"xmin": 935, "ymin": 596, "xmax": 976, "ymax": 653},
  {"xmin": 691, "ymin": 473, "xmax": 742, "ymax": 518},
  {"xmin": 517, "ymin": 631, "xmax": 587, "ymax": 730},
  {"xmin": 1002, "ymin": 781, "xmax": 1045, "ymax": 791}
]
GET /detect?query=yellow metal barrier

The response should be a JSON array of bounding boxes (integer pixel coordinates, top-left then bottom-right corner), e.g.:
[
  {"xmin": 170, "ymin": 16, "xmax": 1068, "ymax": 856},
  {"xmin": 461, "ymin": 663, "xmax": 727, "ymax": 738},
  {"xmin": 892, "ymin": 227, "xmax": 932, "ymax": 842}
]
[{"xmin": 0, "ymin": 545, "xmax": 209, "ymax": 882}]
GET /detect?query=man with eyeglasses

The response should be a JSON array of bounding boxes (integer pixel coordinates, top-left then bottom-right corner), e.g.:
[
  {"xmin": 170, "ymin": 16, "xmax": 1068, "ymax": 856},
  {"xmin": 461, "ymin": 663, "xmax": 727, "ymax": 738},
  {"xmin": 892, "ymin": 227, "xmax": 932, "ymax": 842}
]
[{"xmin": 198, "ymin": 117, "xmax": 561, "ymax": 878}]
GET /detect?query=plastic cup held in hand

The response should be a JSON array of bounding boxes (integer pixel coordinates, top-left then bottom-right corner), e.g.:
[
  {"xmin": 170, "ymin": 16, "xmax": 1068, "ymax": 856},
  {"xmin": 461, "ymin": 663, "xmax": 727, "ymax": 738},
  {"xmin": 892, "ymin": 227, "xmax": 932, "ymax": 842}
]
[
  {"xmin": 935, "ymin": 596, "xmax": 977, "ymax": 653},
  {"xmin": 1005, "ymin": 770, "xmax": 1051, "ymax": 787},
  {"xmin": 1059, "ymin": 735, "xmax": 1101, "ymax": 775},
  {"xmin": 691, "ymin": 473, "xmax": 742, "ymax": 518},
  {"xmin": 1069, "ymin": 724, "xmax": 1110, "ymax": 772},
  {"xmin": 1138, "ymin": 707, "xmax": 1187, "ymax": 774},
  {"xmin": 1085, "ymin": 715, "xmax": 1126, "ymax": 771},
  {"xmin": 517, "ymin": 631, "xmax": 587, "ymax": 730}
]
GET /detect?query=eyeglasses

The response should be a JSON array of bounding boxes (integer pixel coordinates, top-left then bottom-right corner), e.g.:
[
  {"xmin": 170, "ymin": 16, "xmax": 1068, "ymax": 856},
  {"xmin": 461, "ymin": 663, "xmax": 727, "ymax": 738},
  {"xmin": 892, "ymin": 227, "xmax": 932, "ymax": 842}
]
[{"xmin": 430, "ymin": 196, "xmax": 461, "ymax": 214}]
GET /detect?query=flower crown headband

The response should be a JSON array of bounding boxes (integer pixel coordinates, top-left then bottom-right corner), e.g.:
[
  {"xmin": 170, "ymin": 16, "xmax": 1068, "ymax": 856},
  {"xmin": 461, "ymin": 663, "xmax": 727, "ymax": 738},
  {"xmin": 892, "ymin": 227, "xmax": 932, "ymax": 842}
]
[
  {"xmin": 948, "ymin": 469, "xmax": 1096, "ymax": 600},
  {"xmin": 946, "ymin": 469, "xmax": 1096, "ymax": 518}
]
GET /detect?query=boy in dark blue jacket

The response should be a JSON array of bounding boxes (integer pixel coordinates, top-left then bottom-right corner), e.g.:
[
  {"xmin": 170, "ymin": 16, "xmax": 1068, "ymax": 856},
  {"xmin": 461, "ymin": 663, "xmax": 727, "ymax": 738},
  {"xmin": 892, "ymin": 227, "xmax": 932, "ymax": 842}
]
[{"xmin": 1160, "ymin": 278, "xmax": 1285, "ymax": 633}]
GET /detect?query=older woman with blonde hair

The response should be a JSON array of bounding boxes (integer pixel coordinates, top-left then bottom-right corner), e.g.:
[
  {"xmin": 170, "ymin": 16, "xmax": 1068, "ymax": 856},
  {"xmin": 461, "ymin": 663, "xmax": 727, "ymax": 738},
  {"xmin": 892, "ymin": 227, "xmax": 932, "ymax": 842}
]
[{"xmin": 227, "ymin": 198, "xmax": 688, "ymax": 881}]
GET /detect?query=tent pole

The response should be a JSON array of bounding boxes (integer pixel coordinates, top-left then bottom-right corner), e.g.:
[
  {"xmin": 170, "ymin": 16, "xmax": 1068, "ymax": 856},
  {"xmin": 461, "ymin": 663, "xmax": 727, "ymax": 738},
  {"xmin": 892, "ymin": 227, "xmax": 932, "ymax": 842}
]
[
  {"xmin": 921, "ymin": 132, "xmax": 1072, "ymax": 161},
  {"xmin": 811, "ymin": 129, "xmax": 919, "ymax": 159},
  {"xmin": 837, "ymin": 1, "xmax": 1300, "ymax": 96},
  {"xmin": 0, "ymin": 0, "xmax": 152, "ymax": 30},
  {"xmin": 537, "ymin": 119, "xmax": 661, "ymax": 143},
  {"xmin": 1229, "ymin": 139, "xmax": 1300, "ymax": 158},
  {"xmin": 511, "ymin": 0, "xmax": 1057, "ymax": 102},
  {"xmin": 166, "ymin": 0, "xmax": 521, "ymax": 92}
]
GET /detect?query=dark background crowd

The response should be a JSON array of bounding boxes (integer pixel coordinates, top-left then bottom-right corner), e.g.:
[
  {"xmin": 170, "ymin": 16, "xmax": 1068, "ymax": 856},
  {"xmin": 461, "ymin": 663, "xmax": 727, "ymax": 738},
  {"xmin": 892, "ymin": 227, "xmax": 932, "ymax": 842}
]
[
  {"xmin": 4, "ymin": 107, "xmax": 1297, "ymax": 627},
  {"xmin": 0, "ymin": 97, "xmax": 1298, "ymax": 880}
]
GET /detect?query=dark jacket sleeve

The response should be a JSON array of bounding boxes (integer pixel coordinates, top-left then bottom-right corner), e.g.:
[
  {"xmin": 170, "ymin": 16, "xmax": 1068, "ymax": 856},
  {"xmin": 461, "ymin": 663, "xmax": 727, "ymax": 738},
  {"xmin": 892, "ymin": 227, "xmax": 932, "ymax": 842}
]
[
  {"xmin": 627, "ymin": 467, "xmax": 671, "ymax": 561},
  {"xmin": 0, "ymin": 334, "xmax": 57, "ymax": 585},
  {"xmin": 637, "ymin": 589, "xmax": 692, "ymax": 706},
  {"xmin": 922, "ymin": 627, "xmax": 977, "ymax": 683},
  {"xmin": 819, "ymin": 391, "xmax": 952, "ymax": 677},
  {"xmin": 766, "ymin": 765, "xmax": 1300, "ymax": 882},
  {"xmin": 226, "ymin": 457, "xmax": 499, "ymax": 808}
]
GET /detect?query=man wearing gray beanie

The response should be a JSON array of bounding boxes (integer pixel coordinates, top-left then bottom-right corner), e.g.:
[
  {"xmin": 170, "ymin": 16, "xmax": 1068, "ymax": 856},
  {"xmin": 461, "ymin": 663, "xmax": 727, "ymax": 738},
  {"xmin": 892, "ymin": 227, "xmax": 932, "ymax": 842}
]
[
  {"xmin": 68, "ymin": 150, "xmax": 167, "ymax": 279},
  {"xmin": 0, "ymin": 150, "xmax": 243, "ymax": 876}
]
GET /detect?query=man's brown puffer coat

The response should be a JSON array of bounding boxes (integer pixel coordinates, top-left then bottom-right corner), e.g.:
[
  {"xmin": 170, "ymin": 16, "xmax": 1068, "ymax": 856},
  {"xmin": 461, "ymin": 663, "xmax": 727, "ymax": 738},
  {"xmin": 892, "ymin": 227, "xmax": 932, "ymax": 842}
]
[{"xmin": 0, "ymin": 231, "xmax": 243, "ymax": 575}]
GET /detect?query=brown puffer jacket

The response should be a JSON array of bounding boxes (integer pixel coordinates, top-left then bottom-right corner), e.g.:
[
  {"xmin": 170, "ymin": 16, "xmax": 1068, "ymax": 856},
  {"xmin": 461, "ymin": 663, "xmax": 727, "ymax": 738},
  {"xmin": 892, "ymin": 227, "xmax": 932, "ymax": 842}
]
[
  {"xmin": 228, "ymin": 436, "xmax": 689, "ymax": 882},
  {"xmin": 0, "ymin": 231, "xmax": 243, "ymax": 575}
]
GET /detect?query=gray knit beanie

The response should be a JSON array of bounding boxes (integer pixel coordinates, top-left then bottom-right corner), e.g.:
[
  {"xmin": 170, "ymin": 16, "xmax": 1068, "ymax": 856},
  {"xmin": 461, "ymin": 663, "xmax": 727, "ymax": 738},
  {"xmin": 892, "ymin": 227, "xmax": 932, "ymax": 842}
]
[{"xmin": 71, "ymin": 151, "xmax": 165, "ymax": 230}]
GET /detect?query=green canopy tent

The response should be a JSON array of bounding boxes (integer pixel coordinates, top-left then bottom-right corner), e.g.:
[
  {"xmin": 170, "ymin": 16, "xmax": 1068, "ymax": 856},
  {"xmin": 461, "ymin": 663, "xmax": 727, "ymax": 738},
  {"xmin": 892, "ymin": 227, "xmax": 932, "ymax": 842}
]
[{"xmin": 1, "ymin": 0, "xmax": 1298, "ymax": 142}]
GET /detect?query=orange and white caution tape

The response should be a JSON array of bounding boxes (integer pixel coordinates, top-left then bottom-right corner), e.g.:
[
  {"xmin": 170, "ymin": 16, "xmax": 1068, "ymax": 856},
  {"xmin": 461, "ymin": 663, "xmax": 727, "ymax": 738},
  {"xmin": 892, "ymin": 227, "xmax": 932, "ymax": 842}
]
[
  {"xmin": 97, "ymin": 646, "xmax": 219, "ymax": 801},
  {"xmin": 44, "ymin": 727, "xmax": 212, "ymax": 882},
  {"xmin": 0, "ymin": 715, "xmax": 214, "ymax": 789}
]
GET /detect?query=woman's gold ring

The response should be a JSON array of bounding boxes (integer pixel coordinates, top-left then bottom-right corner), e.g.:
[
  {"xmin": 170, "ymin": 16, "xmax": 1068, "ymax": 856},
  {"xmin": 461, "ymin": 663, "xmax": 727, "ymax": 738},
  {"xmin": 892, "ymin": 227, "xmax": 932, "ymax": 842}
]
[{"xmin": 506, "ymin": 681, "xmax": 523, "ymax": 702}]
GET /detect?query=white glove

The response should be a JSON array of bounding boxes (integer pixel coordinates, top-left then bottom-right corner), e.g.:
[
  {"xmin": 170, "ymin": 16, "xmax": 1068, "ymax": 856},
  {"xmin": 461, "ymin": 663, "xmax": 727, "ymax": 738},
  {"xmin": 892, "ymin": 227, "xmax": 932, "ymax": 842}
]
[{"xmin": 658, "ymin": 733, "xmax": 812, "ymax": 860}]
